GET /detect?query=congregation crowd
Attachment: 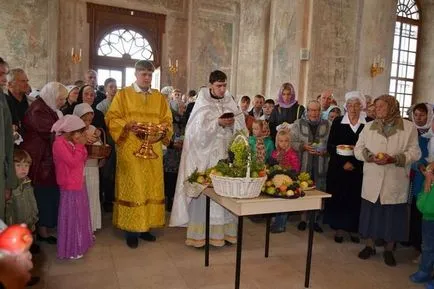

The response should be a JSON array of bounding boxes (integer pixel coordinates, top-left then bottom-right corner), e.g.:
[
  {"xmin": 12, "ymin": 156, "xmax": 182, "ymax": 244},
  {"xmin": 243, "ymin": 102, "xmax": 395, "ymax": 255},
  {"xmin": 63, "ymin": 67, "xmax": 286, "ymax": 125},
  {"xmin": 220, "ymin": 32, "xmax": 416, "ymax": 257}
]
[{"xmin": 0, "ymin": 57, "xmax": 433, "ymax": 289}]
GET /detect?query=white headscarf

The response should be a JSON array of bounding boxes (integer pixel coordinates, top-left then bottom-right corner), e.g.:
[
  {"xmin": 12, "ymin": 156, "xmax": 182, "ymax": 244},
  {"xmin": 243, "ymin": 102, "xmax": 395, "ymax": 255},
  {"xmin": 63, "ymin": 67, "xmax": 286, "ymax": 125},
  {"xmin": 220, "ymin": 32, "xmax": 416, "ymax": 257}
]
[
  {"xmin": 410, "ymin": 103, "xmax": 434, "ymax": 131},
  {"xmin": 66, "ymin": 85, "xmax": 79, "ymax": 96},
  {"xmin": 73, "ymin": 103, "xmax": 94, "ymax": 118},
  {"xmin": 344, "ymin": 91, "xmax": 366, "ymax": 110},
  {"xmin": 39, "ymin": 82, "xmax": 67, "ymax": 118}
]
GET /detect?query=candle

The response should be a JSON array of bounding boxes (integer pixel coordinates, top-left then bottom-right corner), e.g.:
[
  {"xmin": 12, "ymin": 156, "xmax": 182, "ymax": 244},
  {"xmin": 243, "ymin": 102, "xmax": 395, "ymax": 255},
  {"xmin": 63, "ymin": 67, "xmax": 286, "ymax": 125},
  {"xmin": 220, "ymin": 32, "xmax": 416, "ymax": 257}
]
[
  {"xmin": 79, "ymin": 49, "xmax": 82, "ymax": 58},
  {"xmin": 176, "ymin": 59, "xmax": 178, "ymax": 68},
  {"xmin": 71, "ymin": 47, "xmax": 74, "ymax": 57},
  {"xmin": 169, "ymin": 58, "xmax": 172, "ymax": 67}
]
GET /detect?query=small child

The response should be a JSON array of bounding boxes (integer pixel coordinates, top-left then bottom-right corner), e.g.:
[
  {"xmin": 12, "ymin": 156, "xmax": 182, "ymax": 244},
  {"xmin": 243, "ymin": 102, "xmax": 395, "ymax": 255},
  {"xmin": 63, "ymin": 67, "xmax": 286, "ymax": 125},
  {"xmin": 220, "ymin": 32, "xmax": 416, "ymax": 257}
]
[
  {"xmin": 73, "ymin": 103, "xmax": 102, "ymax": 233},
  {"xmin": 5, "ymin": 149, "xmax": 38, "ymax": 233},
  {"xmin": 260, "ymin": 99, "xmax": 275, "ymax": 121},
  {"xmin": 269, "ymin": 125, "xmax": 300, "ymax": 172},
  {"xmin": 52, "ymin": 114, "xmax": 93, "ymax": 259},
  {"xmin": 248, "ymin": 120, "xmax": 274, "ymax": 164},
  {"xmin": 409, "ymin": 165, "xmax": 434, "ymax": 288},
  {"xmin": 270, "ymin": 123, "xmax": 301, "ymax": 233}
]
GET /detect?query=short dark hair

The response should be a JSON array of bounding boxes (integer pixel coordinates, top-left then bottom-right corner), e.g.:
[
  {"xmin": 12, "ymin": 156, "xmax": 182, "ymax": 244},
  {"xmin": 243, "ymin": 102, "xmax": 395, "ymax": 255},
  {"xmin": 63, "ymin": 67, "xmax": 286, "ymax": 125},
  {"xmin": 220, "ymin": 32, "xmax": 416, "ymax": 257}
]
[
  {"xmin": 413, "ymin": 103, "xmax": 428, "ymax": 114},
  {"xmin": 14, "ymin": 149, "xmax": 32, "ymax": 164},
  {"xmin": 316, "ymin": 94, "xmax": 321, "ymax": 100},
  {"xmin": 188, "ymin": 90, "xmax": 197, "ymax": 97},
  {"xmin": 241, "ymin": 95, "xmax": 250, "ymax": 103},
  {"xmin": 104, "ymin": 78, "xmax": 116, "ymax": 87},
  {"xmin": 209, "ymin": 70, "xmax": 227, "ymax": 84},
  {"xmin": 135, "ymin": 60, "xmax": 155, "ymax": 72},
  {"xmin": 254, "ymin": 94, "xmax": 265, "ymax": 100},
  {"xmin": 264, "ymin": 99, "xmax": 275, "ymax": 106}
]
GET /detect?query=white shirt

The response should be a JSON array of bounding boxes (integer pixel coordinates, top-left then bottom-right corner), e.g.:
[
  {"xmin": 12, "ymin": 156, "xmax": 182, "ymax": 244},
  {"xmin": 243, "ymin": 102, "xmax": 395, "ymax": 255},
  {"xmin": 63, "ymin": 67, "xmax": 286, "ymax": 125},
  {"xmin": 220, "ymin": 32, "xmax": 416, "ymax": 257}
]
[
  {"xmin": 341, "ymin": 113, "xmax": 366, "ymax": 133},
  {"xmin": 132, "ymin": 82, "xmax": 152, "ymax": 94}
]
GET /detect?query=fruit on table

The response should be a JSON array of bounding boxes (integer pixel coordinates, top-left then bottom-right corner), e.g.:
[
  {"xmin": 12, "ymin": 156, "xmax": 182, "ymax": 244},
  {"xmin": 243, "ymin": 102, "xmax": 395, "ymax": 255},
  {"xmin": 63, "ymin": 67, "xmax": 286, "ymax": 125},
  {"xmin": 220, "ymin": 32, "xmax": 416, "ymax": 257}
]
[
  {"xmin": 300, "ymin": 181, "xmax": 309, "ymax": 190},
  {"xmin": 279, "ymin": 184, "xmax": 288, "ymax": 192},
  {"xmin": 266, "ymin": 187, "xmax": 276, "ymax": 195},
  {"xmin": 0, "ymin": 224, "xmax": 33, "ymax": 254},
  {"xmin": 376, "ymin": 153, "xmax": 385, "ymax": 160},
  {"xmin": 196, "ymin": 175, "xmax": 205, "ymax": 184},
  {"xmin": 265, "ymin": 181, "xmax": 273, "ymax": 187},
  {"xmin": 286, "ymin": 190, "xmax": 295, "ymax": 196},
  {"xmin": 258, "ymin": 170, "xmax": 267, "ymax": 177}
]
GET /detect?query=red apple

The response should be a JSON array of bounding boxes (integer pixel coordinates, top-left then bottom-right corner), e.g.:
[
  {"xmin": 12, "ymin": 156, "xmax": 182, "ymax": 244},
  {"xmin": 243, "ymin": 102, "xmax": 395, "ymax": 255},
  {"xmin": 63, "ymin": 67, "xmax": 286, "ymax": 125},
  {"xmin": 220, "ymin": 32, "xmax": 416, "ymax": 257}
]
[{"xmin": 0, "ymin": 224, "xmax": 33, "ymax": 254}]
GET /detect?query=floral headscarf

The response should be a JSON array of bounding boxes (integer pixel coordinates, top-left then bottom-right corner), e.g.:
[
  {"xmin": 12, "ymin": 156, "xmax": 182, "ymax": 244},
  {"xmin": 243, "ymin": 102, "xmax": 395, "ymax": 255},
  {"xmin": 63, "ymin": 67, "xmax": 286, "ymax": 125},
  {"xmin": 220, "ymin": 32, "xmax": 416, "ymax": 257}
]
[{"xmin": 277, "ymin": 82, "xmax": 297, "ymax": 108}]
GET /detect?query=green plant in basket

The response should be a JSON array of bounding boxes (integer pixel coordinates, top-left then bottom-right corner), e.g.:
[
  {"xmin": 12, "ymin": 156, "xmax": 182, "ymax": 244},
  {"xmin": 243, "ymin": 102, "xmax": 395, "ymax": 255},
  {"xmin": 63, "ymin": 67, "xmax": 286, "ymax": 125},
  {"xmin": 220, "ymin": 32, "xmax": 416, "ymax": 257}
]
[{"xmin": 297, "ymin": 172, "xmax": 314, "ymax": 190}]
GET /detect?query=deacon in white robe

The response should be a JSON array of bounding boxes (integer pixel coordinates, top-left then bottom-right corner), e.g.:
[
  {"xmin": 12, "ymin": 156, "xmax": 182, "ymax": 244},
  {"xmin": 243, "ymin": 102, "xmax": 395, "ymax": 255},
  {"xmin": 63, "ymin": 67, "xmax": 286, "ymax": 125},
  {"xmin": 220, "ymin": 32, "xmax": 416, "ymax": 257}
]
[{"xmin": 169, "ymin": 72, "xmax": 246, "ymax": 247}]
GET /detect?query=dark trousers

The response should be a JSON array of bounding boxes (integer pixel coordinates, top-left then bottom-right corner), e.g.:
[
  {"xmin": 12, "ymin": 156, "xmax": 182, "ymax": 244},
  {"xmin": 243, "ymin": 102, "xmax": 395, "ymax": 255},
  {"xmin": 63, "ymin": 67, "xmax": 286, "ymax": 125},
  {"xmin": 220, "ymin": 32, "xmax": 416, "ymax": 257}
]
[
  {"xmin": 164, "ymin": 172, "xmax": 177, "ymax": 211},
  {"xmin": 420, "ymin": 220, "xmax": 434, "ymax": 273},
  {"xmin": 409, "ymin": 195, "xmax": 423, "ymax": 251}
]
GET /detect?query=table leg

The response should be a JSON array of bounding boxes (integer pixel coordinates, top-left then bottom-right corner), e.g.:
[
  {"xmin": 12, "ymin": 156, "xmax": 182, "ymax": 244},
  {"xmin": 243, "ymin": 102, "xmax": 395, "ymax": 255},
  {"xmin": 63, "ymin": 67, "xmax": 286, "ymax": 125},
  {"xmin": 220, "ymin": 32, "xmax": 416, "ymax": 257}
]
[
  {"xmin": 304, "ymin": 210, "xmax": 315, "ymax": 288},
  {"xmin": 265, "ymin": 214, "xmax": 271, "ymax": 258},
  {"xmin": 205, "ymin": 195, "xmax": 210, "ymax": 267},
  {"xmin": 235, "ymin": 216, "xmax": 244, "ymax": 289}
]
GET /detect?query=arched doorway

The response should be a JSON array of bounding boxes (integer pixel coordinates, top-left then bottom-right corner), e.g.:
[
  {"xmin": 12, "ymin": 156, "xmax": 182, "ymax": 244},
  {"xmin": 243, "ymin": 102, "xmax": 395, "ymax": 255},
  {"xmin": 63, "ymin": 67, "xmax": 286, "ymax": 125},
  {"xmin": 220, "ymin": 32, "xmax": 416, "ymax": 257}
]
[{"xmin": 87, "ymin": 3, "xmax": 165, "ymax": 88}]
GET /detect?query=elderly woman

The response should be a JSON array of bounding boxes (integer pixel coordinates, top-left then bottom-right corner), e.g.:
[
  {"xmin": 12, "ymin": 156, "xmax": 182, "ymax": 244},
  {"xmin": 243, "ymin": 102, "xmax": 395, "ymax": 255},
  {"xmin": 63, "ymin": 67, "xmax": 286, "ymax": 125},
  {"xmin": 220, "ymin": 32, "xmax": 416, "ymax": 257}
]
[
  {"xmin": 21, "ymin": 82, "xmax": 68, "ymax": 244},
  {"xmin": 354, "ymin": 95, "xmax": 421, "ymax": 266},
  {"xmin": 77, "ymin": 85, "xmax": 106, "ymax": 131},
  {"xmin": 324, "ymin": 91, "xmax": 371, "ymax": 243},
  {"xmin": 408, "ymin": 103, "xmax": 433, "ymax": 254},
  {"xmin": 60, "ymin": 85, "xmax": 79, "ymax": 115},
  {"xmin": 268, "ymin": 82, "xmax": 305, "ymax": 140},
  {"xmin": 271, "ymin": 100, "xmax": 330, "ymax": 233}
]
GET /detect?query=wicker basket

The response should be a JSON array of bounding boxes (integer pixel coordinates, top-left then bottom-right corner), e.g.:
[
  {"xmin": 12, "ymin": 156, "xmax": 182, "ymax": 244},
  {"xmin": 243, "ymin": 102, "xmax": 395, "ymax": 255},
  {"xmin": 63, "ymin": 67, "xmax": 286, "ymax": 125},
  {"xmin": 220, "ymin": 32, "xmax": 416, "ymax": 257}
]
[
  {"xmin": 210, "ymin": 175, "xmax": 266, "ymax": 199},
  {"xmin": 86, "ymin": 129, "xmax": 112, "ymax": 159}
]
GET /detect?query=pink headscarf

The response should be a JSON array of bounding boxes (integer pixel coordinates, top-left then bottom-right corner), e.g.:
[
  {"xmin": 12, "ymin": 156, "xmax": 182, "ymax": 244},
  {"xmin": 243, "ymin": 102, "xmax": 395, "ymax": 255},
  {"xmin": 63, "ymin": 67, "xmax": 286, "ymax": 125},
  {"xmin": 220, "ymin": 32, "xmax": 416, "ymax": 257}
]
[
  {"xmin": 51, "ymin": 115, "xmax": 86, "ymax": 136},
  {"xmin": 277, "ymin": 82, "xmax": 297, "ymax": 108}
]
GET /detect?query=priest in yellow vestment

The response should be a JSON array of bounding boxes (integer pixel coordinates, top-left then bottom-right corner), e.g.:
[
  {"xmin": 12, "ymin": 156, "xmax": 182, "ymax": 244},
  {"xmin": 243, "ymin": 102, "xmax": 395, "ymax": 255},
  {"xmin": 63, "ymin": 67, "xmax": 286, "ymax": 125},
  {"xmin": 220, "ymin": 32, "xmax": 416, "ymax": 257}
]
[{"xmin": 105, "ymin": 60, "xmax": 173, "ymax": 248}]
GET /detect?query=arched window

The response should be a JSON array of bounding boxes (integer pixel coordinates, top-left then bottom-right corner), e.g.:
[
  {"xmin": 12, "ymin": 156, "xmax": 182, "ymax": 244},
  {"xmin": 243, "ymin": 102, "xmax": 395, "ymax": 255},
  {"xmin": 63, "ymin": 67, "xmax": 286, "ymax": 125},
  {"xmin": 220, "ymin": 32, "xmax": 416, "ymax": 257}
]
[
  {"xmin": 389, "ymin": 0, "xmax": 420, "ymax": 116},
  {"xmin": 97, "ymin": 29, "xmax": 154, "ymax": 61},
  {"xmin": 95, "ymin": 29, "xmax": 159, "ymax": 88}
]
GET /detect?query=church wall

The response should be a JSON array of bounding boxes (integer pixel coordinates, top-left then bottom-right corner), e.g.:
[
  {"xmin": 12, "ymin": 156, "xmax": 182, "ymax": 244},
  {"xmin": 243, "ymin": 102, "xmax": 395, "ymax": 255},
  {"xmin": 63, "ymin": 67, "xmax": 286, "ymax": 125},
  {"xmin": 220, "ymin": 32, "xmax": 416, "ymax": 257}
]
[{"xmin": 0, "ymin": 0, "xmax": 53, "ymax": 90}]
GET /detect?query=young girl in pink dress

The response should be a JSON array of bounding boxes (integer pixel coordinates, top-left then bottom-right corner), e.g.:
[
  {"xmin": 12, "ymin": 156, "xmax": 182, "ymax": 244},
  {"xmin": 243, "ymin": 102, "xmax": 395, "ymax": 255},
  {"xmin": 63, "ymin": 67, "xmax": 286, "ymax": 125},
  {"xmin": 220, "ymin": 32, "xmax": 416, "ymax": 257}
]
[
  {"xmin": 269, "ymin": 124, "xmax": 300, "ymax": 172},
  {"xmin": 270, "ymin": 123, "xmax": 301, "ymax": 233},
  {"xmin": 52, "ymin": 115, "xmax": 93, "ymax": 259}
]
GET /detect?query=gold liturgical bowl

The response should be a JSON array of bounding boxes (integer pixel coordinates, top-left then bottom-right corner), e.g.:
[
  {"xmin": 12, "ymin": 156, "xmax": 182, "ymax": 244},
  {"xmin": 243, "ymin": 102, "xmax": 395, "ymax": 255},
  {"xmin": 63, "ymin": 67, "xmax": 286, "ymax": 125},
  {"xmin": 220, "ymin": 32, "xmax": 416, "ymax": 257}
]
[{"xmin": 134, "ymin": 122, "xmax": 167, "ymax": 159}]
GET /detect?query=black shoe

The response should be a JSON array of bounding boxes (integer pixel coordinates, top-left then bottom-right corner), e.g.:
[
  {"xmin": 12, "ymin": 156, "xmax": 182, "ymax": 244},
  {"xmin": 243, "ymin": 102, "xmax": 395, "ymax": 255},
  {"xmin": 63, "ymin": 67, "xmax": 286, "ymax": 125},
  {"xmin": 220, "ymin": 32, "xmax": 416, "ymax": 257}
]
[
  {"xmin": 139, "ymin": 232, "xmax": 156, "ymax": 242},
  {"xmin": 334, "ymin": 236, "xmax": 344, "ymax": 243},
  {"xmin": 383, "ymin": 251, "xmax": 397, "ymax": 267},
  {"xmin": 297, "ymin": 221, "xmax": 307, "ymax": 231},
  {"xmin": 37, "ymin": 235, "xmax": 57, "ymax": 244},
  {"xmin": 375, "ymin": 239, "xmax": 386, "ymax": 247},
  {"xmin": 30, "ymin": 243, "xmax": 40, "ymax": 254},
  {"xmin": 350, "ymin": 236, "xmax": 360, "ymax": 243},
  {"xmin": 358, "ymin": 246, "xmax": 376, "ymax": 260},
  {"xmin": 126, "ymin": 236, "xmax": 139, "ymax": 249},
  {"xmin": 313, "ymin": 223, "xmax": 323, "ymax": 233},
  {"xmin": 26, "ymin": 276, "xmax": 40, "ymax": 287}
]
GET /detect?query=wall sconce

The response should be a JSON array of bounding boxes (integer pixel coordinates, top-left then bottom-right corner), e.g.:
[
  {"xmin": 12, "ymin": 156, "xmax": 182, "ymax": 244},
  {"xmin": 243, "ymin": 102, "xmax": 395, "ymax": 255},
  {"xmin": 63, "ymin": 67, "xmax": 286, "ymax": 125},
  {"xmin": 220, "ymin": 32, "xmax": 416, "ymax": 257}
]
[
  {"xmin": 370, "ymin": 55, "xmax": 385, "ymax": 77},
  {"xmin": 168, "ymin": 58, "xmax": 179, "ymax": 74},
  {"xmin": 71, "ymin": 48, "xmax": 82, "ymax": 64}
]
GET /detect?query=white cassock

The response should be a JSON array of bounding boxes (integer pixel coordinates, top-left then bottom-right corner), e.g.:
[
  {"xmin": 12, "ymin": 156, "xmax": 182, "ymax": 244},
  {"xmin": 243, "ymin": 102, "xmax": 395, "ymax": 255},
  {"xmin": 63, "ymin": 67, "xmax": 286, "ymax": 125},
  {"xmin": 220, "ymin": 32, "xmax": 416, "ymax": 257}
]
[{"xmin": 169, "ymin": 87, "xmax": 246, "ymax": 247}]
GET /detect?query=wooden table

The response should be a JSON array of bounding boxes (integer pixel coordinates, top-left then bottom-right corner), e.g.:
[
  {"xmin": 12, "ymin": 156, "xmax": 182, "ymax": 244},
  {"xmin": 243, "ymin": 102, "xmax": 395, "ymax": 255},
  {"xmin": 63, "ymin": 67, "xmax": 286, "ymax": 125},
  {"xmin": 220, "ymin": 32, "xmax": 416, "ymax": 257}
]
[{"xmin": 203, "ymin": 188, "xmax": 331, "ymax": 289}]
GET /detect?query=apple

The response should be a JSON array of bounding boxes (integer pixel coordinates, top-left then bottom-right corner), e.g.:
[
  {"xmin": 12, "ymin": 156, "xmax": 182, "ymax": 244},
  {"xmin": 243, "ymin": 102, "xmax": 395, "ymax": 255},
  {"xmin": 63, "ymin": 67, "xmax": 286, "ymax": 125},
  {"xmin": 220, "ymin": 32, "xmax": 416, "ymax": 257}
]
[
  {"xmin": 266, "ymin": 187, "xmax": 276, "ymax": 195},
  {"xmin": 300, "ymin": 181, "xmax": 309, "ymax": 190},
  {"xmin": 258, "ymin": 170, "xmax": 267, "ymax": 177},
  {"xmin": 251, "ymin": 171, "xmax": 259, "ymax": 178},
  {"xmin": 286, "ymin": 190, "xmax": 295, "ymax": 196},
  {"xmin": 0, "ymin": 224, "xmax": 33, "ymax": 254},
  {"xmin": 265, "ymin": 181, "xmax": 273, "ymax": 187},
  {"xmin": 376, "ymin": 153, "xmax": 385, "ymax": 160},
  {"xmin": 279, "ymin": 184, "xmax": 288, "ymax": 192},
  {"xmin": 196, "ymin": 176, "xmax": 205, "ymax": 184}
]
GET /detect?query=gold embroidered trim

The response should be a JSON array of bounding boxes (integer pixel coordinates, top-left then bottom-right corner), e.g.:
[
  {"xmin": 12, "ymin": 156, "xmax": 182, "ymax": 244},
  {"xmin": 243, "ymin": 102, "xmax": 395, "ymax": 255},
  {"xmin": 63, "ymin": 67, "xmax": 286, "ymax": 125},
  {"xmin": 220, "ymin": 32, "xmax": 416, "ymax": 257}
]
[{"xmin": 114, "ymin": 198, "xmax": 165, "ymax": 207}]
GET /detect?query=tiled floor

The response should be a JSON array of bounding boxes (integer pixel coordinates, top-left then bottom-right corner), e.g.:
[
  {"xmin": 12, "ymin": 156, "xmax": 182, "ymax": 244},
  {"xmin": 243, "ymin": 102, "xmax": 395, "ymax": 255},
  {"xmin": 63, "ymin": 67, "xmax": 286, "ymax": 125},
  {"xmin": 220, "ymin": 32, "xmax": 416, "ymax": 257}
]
[{"xmin": 31, "ymin": 214, "xmax": 423, "ymax": 289}]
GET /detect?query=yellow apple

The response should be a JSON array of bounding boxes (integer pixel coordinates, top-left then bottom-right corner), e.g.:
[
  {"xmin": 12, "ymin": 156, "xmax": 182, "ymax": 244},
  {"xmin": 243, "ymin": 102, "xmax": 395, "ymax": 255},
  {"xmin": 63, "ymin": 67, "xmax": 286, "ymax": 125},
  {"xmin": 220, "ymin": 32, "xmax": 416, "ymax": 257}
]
[
  {"xmin": 376, "ymin": 153, "xmax": 385, "ymax": 160},
  {"xmin": 286, "ymin": 190, "xmax": 295, "ymax": 196},
  {"xmin": 196, "ymin": 176, "xmax": 205, "ymax": 184}
]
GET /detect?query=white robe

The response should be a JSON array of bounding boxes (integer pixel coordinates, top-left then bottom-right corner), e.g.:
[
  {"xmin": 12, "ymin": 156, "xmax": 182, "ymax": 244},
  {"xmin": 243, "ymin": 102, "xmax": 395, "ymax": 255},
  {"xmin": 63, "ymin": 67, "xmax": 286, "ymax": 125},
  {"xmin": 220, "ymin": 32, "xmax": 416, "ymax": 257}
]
[{"xmin": 169, "ymin": 87, "xmax": 246, "ymax": 227}]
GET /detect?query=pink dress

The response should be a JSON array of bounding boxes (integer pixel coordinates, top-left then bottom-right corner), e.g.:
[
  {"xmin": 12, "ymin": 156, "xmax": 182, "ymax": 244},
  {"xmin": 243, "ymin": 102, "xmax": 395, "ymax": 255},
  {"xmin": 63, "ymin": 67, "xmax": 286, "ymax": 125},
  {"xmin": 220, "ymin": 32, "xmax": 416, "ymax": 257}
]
[
  {"xmin": 271, "ymin": 148, "xmax": 301, "ymax": 172},
  {"xmin": 53, "ymin": 136, "xmax": 93, "ymax": 259}
]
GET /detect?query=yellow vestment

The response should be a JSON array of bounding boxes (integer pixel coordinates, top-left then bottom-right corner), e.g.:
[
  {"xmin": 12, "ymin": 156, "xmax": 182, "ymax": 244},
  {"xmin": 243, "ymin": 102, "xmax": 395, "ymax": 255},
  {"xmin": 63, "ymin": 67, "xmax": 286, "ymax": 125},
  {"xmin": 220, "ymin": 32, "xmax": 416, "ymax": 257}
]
[{"xmin": 105, "ymin": 85, "xmax": 173, "ymax": 232}]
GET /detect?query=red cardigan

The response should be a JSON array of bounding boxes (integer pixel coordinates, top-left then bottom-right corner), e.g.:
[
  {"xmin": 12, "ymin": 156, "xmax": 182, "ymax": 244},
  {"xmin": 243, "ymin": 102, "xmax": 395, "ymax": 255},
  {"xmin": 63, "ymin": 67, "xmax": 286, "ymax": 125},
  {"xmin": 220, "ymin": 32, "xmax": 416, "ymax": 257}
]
[{"xmin": 21, "ymin": 98, "xmax": 59, "ymax": 187}]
